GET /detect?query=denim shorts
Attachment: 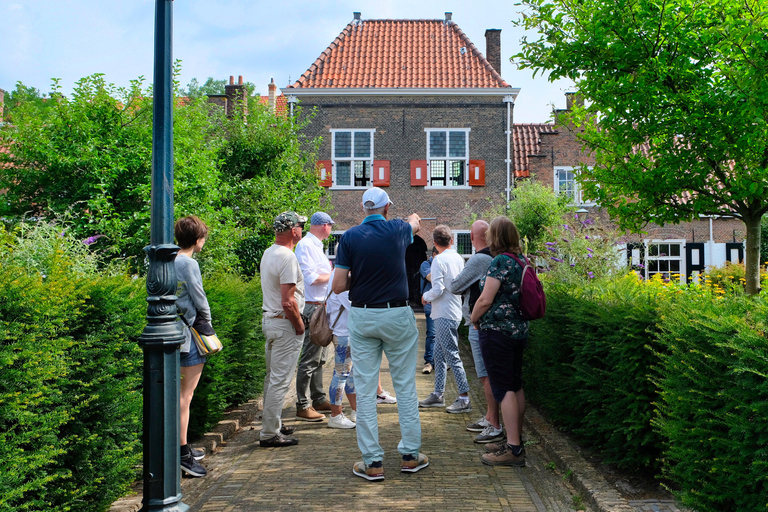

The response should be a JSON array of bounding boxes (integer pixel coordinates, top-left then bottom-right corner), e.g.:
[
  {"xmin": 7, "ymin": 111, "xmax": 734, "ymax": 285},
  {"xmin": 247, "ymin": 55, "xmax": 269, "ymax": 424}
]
[
  {"xmin": 180, "ymin": 339, "xmax": 206, "ymax": 367},
  {"xmin": 468, "ymin": 324, "xmax": 487, "ymax": 378}
]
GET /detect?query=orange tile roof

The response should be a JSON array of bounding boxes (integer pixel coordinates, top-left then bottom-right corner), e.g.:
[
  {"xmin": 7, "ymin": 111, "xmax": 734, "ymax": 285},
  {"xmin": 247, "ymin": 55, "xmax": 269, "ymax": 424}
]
[
  {"xmin": 513, "ymin": 123, "xmax": 557, "ymax": 177},
  {"xmin": 258, "ymin": 94, "xmax": 288, "ymax": 116},
  {"xmin": 289, "ymin": 18, "xmax": 510, "ymax": 89}
]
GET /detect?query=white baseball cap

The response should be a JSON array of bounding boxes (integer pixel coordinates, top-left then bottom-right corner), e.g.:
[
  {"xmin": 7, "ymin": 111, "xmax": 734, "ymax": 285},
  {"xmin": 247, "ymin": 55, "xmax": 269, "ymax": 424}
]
[{"xmin": 362, "ymin": 187, "xmax": 393, "ymax": 209}]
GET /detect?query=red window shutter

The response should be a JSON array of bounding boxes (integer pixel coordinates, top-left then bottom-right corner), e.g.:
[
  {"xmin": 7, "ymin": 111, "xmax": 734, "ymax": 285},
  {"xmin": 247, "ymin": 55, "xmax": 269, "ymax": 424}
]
[
  {"xmin": 410, "ymin": 160, "xmax": 428, "ymax": 186},
  {"xmin": 317, "ymin": 160, "xmax": 332, "ymax": 187},
  {"xmin": 372, "ymin": 160, "xmax": 390, "ymax": 186},
  {"xmin": 468, "ymin": 160, "xmax": 485, "ymax": 186}
]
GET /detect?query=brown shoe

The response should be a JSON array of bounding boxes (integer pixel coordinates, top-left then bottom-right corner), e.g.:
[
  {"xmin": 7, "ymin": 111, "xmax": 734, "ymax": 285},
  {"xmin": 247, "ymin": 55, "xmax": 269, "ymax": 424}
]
[
  {"xmin": 481, "ymin": 444, "xmax": 525, "ymax": 467},
  {"xmin": 484, "ymin": 441, "xmax": 505, "ymax": 453},
  {"xmin": 313, "ymin": 401, "xmax": 333, "ymax": 414},
  {"xmin": 401, "ymin": 453, "xmax": 429, "ymax": 473},
  {"xmin": 353, "ymin": 460, "xmax": 384, "ymax": 481},
  {"xmin": 295, "ymin": 407, "xmax": 324, "ymax": 422}
]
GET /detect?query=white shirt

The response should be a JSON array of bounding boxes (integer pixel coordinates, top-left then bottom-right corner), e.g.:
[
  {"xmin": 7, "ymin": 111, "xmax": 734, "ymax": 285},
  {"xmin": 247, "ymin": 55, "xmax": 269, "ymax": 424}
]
[
  {"xmin": 422, "ymin": 248, "xmax": 465, "ymax": 321},
  {"xmin": 294, "ymin": 232, "xmax": 332, "ymax": 302}
]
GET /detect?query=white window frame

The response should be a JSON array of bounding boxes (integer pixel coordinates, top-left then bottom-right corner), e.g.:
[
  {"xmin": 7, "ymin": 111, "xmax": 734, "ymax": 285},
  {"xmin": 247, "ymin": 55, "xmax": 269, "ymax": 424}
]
[
  {"xmin": 554, "ymin": 166, "xmax": 597, "ymax": 206},
  {"xmin": 452, "ymin": 229, "xmax": 474, "ymax": 260},
  {"xmin": 424, "ymin": 128, "xmax": 471, "ymax": 190},
  {"xmin": 331, "ymin": 129, "xmax": 375, "ymax": 189},
  {"xmin": 644, "ymin": 239, "xmax": 685, "ymax": 283},
  {"xmin": 325, "ymin": 230, "xmax": 346, "ymax": 261}
]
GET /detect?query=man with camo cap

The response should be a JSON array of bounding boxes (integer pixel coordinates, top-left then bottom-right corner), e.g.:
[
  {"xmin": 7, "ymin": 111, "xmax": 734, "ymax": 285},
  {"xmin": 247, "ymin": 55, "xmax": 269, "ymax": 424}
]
[{"xmin": 259, "ymin": 211, "xmax": 307, "ymax": 447}]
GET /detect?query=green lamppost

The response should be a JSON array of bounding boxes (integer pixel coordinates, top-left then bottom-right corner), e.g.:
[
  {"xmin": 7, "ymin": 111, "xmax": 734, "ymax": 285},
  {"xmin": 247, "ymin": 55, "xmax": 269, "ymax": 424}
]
[{"xmin": 138, "ymin": 1, "xmax": 189, "ymax": 511}]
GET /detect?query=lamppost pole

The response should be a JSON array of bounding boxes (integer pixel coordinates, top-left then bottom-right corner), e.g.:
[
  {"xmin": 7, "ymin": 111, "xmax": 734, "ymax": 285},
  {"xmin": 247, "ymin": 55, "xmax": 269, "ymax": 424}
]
[{"xmin": 139, "ymin": 1, "xmax": 189, "ymax": 511}]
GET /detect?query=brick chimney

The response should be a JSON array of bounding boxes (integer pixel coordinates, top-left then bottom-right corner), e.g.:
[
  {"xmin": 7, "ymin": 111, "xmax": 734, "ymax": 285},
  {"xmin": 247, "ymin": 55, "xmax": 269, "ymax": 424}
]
[
  {"xmin": 485, "ymin": 29, "xmax": 501, "ymax": 75},
  {"xmin": 268, "ymin": 78, "xmax": 277, "ymax": 113},
  {"xmin": 224, "ymin": 75, "xmax": 248, "ymax": 118},
  {"xmin": 565, "ymin": 92, "xmax": 584, "ymax": 110},
  {"xmin": 445, "ymin": 12, "xmax": 452, "ymax": 22}
]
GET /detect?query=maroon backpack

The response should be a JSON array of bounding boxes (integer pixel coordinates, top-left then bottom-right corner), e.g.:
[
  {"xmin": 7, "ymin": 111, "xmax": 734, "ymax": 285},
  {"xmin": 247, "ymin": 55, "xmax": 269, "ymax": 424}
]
[{"xmin": 503, "ymin": 253, "xmax": 546, "ymax": 321}]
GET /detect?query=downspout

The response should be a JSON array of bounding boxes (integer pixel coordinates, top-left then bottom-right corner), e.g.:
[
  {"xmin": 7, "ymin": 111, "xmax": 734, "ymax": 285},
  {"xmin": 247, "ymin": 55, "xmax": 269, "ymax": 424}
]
[
  {"xmin": 504, "ymin": 95, "xmax": 515, "ymax": 202},
  {"xmin": 708, "ymin": 215, "xmax": 714, "ymax": 269}
]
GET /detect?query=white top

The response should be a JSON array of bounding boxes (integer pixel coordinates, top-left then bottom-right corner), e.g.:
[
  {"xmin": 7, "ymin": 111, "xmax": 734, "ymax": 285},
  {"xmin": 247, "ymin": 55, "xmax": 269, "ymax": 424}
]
[
  {"xmin": 326, "ymin": 272, "xmax": 351, "ymax": 337},
  {"xmin": 294, "ymin": 232, "xmax": 332, "ymax": 302},
  {"xmin": 260, "ymin": 244, "xmax": 305, "ymax": 316},
  {"xmin": 422, "ymin": 248, "xmax": 465, "ymax": 321}
]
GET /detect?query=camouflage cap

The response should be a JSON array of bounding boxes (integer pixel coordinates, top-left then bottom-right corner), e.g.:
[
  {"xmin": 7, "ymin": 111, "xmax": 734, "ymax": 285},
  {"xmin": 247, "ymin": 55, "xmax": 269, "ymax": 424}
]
[{"xmin": 273, "ymin": 211, "xmax": 307, "ymax": 232}]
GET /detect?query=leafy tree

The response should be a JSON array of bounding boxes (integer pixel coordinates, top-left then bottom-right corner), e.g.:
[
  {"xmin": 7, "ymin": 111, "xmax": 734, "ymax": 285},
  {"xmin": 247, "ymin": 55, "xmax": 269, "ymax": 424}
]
[
  {"xmin": 1, "ymin": 82, "xmax": 52, "ymax": 123},
  {"xmin": 515, "ymin": 0, "xmax": 768, "ymax": 293},
  {"xmin": 182, "ymin": 76, "xmax": 257, "ymax": 100}
]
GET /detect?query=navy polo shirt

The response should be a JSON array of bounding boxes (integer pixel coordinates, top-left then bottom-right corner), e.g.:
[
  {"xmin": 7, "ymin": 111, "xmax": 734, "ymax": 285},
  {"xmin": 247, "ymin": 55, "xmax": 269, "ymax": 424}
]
[{"xmin": 335, "ymin": 214, "xmax": 413, "ymax": 305}]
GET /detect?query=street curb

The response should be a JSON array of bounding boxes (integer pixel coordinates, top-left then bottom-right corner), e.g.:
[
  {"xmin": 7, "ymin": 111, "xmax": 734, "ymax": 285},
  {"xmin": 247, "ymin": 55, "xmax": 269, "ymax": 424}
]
[
  {"xmin": 524, "ymin": 407, "xmax": 635, "ymax": 512},
  {"xmin": 108, "ymin": 398, "xmax": 264, "ymax": 512}
]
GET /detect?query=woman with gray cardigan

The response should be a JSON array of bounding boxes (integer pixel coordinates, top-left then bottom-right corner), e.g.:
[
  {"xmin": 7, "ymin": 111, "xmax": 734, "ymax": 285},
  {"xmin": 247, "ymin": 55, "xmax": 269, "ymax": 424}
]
[{"xmin": 175, "ymin": 215, "xmax": 211, "ymax": 478}]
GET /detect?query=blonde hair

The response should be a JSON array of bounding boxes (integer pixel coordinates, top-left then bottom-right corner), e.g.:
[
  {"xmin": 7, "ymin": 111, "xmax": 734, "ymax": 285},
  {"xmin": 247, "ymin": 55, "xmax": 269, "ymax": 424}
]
[{"xmin": 487, "ymin": 216, "xmax": 522, "ymax": 256}]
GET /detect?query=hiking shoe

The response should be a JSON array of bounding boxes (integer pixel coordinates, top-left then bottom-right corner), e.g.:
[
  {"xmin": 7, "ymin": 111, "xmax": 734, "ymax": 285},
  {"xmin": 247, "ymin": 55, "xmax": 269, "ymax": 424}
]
[
  {"xmin": 280, "ymin": 424, "xmax": 296, "ymax": 436},
  {"xmin": 259, "ymin": 434, "xmax": 299, "ymax": 447},
  {"xmin": 187, "ymin": 444, "xmax": 205, "ymax": 461},
  {"xmin": 446, "ymin": 397, "xmax": 472, "ymax": 414},
  {"xmin": 353, "ymin": 460, "xmax": 384, "ymax": 481},
  {"xmin": 328, "ymin": 413, "xmax": 356, "ymax": 429},
  {"xmin": 474, "ymin": 425, "xmax": 504, "ymax": 444},
  {"xmin": 313, "ymin": 401, "xmax": 333, "ymax": 414},
  {"xmin": 401, "ymin": 453, "xmax": 429, "ymax": 473},
  {"xmin": 482, "ymin": 444, "xmax": 526, "ymax": 467},
  {"xmin": 422, "ymin": 363, "xmax": 433, "ymax": 374},
  {"xmin": 466, "ymin": 416, "xmax": 491, "ymax": 432},
  {"xmin": 418, "ymin": 393, "xmax": 445, "ymax": 408},
  {"xmin": 295, "ymin": 407, "xmax": 324, "ymax": 422},
  {"xmin": 376, "ymin": 390, "xmax": 397, "ymax": 404},
  {"xmin": 180, "ymin": 453, "xmax": 207, "ymax": 477}
]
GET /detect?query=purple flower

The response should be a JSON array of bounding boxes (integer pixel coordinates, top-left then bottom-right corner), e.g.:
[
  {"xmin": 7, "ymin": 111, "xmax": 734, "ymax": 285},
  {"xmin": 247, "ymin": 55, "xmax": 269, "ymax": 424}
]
[
  {"xmin": 551, "ymin": 257, "xmax": 564, "ymax": 263},
  {"xmin": 60, "ymin": 231, "xmax": 66, "ymax": 237},
  {"xmin": 588, "ymin": 271, "xmax": 594, "ymax": 279},
  {"xmin": 547, "ymin": 247, "xmax": 558, "ymax": 253},
  {"xmin": 637, "ymin": 264, "xmax": 645, "ymax": 269},
  {"xmin": 82, "ymin": 234, "xmax": 104, "ymax": 246},
  {"xmin": 574, "ymin": 214, "xmax": 579, "ymax": 220},
  {"xmin": 587, "ymin": 253, "xmax": 593, "ymax": 258},
  {"xmin": 587, "ymin": 248, "xmax": 593, "ymax": 252},
  {"xmin": 545, "ymin": 242, "xmax": 557, "ymax": 246},
  {"xmin": 570, "ymin": 263, "xmax": 576, "ymax": 267},
  {"xmin": 563, "ymin": 224, "xmax": 571, "ymax": 230},
  {"xmin": 584, "ymin": 218, "xmax": 594, "ymax": 225},
  {"xmin": 585, "ymin": 235, "xmax": 590, "ymax": 239},
  {"xmin": 660, "ymin": 253, "xmax": 667, "ymax": 257},
  {"xmin": 562, "ymin": 238, "xmax": 570, "ymax": 243}
]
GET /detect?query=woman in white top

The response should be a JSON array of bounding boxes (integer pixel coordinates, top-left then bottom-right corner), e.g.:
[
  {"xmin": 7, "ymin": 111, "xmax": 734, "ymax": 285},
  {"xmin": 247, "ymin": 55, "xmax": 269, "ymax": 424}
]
[{"xmin": 326, "ymin": 272, "xmax": 357, "ymax": 429}]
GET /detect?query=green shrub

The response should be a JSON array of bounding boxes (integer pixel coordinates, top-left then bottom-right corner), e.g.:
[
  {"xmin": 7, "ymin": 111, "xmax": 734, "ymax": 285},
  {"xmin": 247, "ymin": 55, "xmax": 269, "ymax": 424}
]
[{"xmin": 654, "ymin": 292, "xmax": 768, "ymax": 511}]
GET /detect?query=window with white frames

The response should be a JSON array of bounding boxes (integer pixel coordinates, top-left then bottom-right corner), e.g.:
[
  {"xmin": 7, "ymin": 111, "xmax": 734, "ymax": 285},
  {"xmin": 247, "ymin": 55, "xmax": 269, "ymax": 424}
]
[
  {"xmin": 332, "ymin": 130, "xmax": 374, "ymax": 188},
  {"xmin": 554, "ymin": 167, "xmax": 596, "ymax": 206},
  {"xmin": 452, "ymin": 230, "xmax": 474, "ymax": 259},
  {"xmin": 646, "ymin": 241, "xmax": 685, "ymax": 282},
  {"xmin": 426, "ymin": 129, "xmax": 469, "ymax": 187}
]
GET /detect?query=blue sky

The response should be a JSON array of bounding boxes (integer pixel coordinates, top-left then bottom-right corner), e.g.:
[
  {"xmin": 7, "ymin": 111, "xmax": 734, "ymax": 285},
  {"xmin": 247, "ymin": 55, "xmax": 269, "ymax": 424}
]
[{"xmin": 0, "ymin": 0, "xmax": 573, "ymax": 123}]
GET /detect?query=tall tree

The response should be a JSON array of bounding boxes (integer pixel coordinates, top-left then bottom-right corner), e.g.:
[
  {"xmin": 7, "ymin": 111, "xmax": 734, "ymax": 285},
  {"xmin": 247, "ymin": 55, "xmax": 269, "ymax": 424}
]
[{"xmin": 515, "ymin": 0, "xmax": 768, "ymax": 293}]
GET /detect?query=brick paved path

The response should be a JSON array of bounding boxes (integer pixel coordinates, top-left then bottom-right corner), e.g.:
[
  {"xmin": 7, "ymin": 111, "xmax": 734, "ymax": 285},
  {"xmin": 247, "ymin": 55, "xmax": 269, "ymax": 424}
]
[{"xmin": 177, "ymin": 314, "xmax": 572, "ymax": 512}]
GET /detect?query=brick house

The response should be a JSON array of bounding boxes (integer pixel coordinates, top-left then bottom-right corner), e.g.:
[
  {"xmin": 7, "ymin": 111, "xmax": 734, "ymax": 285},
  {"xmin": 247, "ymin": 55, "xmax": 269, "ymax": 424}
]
[
  {"xmin": 283, "ymin": 12, "xmax": 519, "ymax": 301},
  {"xmin": 520, "ymin": 93, "xmax": 746, "ymax": 283}
]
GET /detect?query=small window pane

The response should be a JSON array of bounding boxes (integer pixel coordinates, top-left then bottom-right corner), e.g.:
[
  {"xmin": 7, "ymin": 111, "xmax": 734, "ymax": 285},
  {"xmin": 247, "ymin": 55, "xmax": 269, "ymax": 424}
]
[
  {"xmin": 670, "ymin": 260, "xmax": 680, "ymax": 272},
  {"xmin": 671, "ymin": 244, "xmax": 680, "ymax": 257},
  {"xmin": 336, "ymin": 162, "xmax": 351, "ymax": 186},
  {"xmin": 558, "ymin": 170, "xmax": 575, "ymax": 200},
  {"xmin": 649, "ymin": 260, "xmax": 659, "ymax": 272},
  {"xmin": 334, "ymin": 132, "xmax": 352, "ymax": 158},
  {"xmin": 449, "ymin": 160, "xmax": 465, "ymax": 186},
  {"xmin": 430, "ymin": 131, "xmax": 447, "ymax": 158},
  {"xmin": 648, "ymin": 244, "xmax": 658, "ymax": 257},
  {"xmin": 448, "ymin": 131, "xmax": 466, "ymax": 157},
  {"xmin": 354, "ymin": 161, "xmax": 370, "ymax": 187},
  {"xmin": 455, "ymin": 232, "xmax": 472, "ymax": 255},
  {"xmin": 430, "ymin": 160, "xmax": 446, "ymax": 186},
  {"xmin": 353, "ymin": 132, "xmax": 371, "ymax": 158}
]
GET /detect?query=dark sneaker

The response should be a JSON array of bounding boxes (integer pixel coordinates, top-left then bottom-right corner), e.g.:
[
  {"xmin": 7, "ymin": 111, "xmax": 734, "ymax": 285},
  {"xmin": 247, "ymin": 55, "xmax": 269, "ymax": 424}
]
[
  {"xmin": 180, "ymin": 453, "xmax": 207, "ymax": 477},
  {"xmin": 280, "ymin": 424, "xmax": 296, "ymax": 436},
  {"xmin": 482, "ymin": 444, "xmax": 525, "ymax": 467},
  {"xmin": 401, "ymin": 453, "xmax": 429, "ymax": 473},
  {"xmin": 474, "ymin": 425, "xmax": 504, "ymax": 444},
  {"xmin": 353, "ymin": 460, "xmax": 384, "ymax": 481},
  {"xmin": 466, "ymin": 416, "xmax": 491, "ymax": 432},
  {"xmin": 418, "ymin": 393, "xmax": 445, "ymax": 408},
  {"xmin": 260, "ymin": 434, "xmax": 299, "ymax": 447},
  {"xmin": 445, "ymin": 397, "xmax": 471, "ymax": 414},
  {"xmin": 188, "ymin": 444, "xmax": 205, "ymax": 461}
]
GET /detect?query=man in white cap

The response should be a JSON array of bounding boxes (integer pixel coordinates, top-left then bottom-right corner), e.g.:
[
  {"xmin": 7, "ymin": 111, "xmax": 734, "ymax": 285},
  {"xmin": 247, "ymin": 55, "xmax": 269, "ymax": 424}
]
[
  {"xmin": 333, "ymin": 187, "xmax": 429, "ymax": 481},
  {"xmin": 294, "ymin": 211, "xmax": 336, "ymax": 422}
]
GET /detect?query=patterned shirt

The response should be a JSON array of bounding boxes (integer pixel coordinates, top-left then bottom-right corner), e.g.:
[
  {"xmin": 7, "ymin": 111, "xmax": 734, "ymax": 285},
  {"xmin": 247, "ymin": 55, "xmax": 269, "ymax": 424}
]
[{"xmin": 478, "ymin": 254, "xmax": 529, "ymax": 339}]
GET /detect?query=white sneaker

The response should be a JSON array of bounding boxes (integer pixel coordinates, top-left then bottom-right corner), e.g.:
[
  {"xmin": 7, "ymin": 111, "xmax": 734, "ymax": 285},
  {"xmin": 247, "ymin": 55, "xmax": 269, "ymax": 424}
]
[
  {"xmin": 376, "ymin": 390, "xmax": 397, "ymax": 404},
  {"xmin": 348, "ymin": 409, "xmax": 357, "ymax": 423},
  {"xmin": 328, "ymin": 413, "xmax": 356, "ymax": 429}
]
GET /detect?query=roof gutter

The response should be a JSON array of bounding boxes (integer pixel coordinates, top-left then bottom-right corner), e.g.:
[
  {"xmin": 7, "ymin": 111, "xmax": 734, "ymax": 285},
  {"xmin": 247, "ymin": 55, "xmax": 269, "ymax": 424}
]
[{"xmin": 281, "ymin": 87, "xmax": 520, "ymax": 98}]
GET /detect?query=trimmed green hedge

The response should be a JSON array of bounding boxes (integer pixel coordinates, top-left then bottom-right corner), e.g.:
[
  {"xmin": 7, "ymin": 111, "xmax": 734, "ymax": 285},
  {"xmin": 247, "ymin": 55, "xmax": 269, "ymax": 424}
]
[
  {"xmin": 0, "ymin": 250, "xmax": 265, "ymax": 512},
  {"xmin": 527, "ymin": 274, "xmax": 768, "ymax": 511}
]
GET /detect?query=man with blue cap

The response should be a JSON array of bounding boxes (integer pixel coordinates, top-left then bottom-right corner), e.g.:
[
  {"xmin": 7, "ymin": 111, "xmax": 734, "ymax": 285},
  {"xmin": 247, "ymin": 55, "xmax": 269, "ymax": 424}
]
[
  {"xmin": 332, "ymin": 187, "xmax": 429, "ymax": 481},
  {"xmin": 294, "ymin": 211, "xmax": 336, "ymax": 422}
]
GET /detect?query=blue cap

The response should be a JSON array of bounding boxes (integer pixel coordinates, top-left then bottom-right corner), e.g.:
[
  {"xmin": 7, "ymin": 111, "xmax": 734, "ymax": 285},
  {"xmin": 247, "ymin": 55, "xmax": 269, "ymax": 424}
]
[{"xmin": 310, "ymin": 212, "xmax": 335, "ymax": 225}]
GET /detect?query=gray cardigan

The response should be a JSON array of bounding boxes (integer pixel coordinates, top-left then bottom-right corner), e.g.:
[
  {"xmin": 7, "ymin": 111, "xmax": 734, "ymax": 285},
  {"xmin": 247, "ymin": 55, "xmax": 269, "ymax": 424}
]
[
  {"xmin": 446, "ymin": 251, "xmax": 493, "ymax": 324},
  {"xmin": 175, "ymin": 254, "xmax": 212, "ymax": 353}
]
